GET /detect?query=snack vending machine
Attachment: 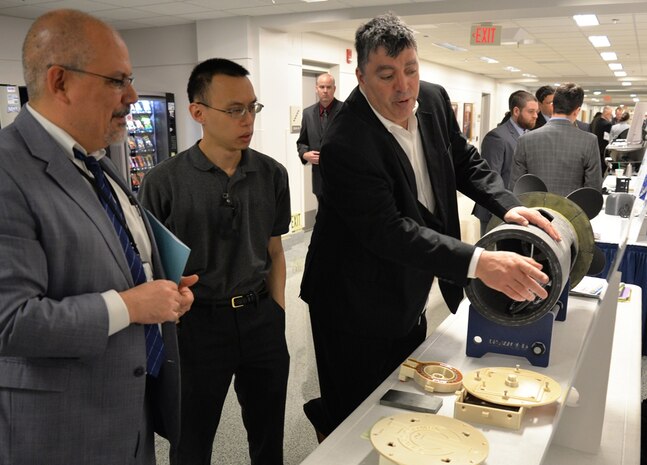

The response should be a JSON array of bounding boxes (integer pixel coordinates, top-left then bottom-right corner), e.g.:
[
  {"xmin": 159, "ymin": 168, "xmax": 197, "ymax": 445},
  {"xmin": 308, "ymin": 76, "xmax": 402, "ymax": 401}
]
[{"xmin": 109, "ymin": 92, "xmax": 177, "ymax": 193}]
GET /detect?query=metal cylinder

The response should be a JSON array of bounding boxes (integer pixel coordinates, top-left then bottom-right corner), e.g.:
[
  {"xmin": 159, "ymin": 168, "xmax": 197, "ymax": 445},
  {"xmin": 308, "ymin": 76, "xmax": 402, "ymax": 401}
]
[{"xmin": 465, "ymin": 208, "xmax": 579, "ymax": 326}]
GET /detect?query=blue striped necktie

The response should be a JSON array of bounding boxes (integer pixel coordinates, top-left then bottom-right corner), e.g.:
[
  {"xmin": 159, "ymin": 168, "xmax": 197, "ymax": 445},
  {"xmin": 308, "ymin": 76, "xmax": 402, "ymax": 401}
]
[{"xmin": 74, "ymin": 149, "xmax": 165, "ymax": 377}]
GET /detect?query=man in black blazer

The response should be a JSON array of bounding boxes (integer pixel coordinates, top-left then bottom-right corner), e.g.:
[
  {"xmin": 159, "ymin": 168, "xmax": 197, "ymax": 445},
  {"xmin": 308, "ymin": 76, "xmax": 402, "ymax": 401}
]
[
  {"xmin": 296, "ymin": 73, "xmax": 341, "ymax": 200},
  {"xmin": 300, "ymin": 13, "xmax": 559, "ymax": 440}
]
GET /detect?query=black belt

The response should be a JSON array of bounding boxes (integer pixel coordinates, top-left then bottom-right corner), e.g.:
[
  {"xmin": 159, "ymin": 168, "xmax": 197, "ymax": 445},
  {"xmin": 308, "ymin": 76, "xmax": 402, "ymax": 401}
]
[{"xmin": 214, "ymin": 285, "xmax": 269, "ymax": 309}]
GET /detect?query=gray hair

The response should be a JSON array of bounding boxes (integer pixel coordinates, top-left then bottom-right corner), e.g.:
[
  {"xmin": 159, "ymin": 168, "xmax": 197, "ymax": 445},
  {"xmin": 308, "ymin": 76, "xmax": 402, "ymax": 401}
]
[
  {"xmin": 22, "ymin": 10, "xmax": 110, "ymax": 100},
  {"xmin": 355, "ymin": 13, "xmax": 417, "ymax": 73}
]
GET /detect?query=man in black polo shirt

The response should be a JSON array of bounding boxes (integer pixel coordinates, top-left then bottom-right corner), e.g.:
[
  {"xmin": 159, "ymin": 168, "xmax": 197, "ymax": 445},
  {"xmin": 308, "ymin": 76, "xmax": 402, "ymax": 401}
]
[{"xmin": 139, "ymin": 58, "xmax": 291, "ymax": 465}]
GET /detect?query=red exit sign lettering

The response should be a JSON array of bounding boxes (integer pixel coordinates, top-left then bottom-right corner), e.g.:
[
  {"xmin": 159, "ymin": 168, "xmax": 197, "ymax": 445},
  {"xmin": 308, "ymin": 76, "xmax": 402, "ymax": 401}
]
[{"xmin": 470, "ymin": 24, "xmax": 501, "ymax": 46}]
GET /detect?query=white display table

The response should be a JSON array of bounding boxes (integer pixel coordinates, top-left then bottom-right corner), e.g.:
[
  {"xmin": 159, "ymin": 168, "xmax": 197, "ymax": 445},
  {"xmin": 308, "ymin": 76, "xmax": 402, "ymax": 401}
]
[{"xmin": 299, "ymin": 279, "xmax": 641, "ymax": 465}]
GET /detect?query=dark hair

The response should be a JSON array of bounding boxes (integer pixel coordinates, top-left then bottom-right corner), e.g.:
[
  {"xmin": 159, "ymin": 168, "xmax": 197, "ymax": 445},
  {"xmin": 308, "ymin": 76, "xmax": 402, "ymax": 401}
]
[
  {"xmin": 355, "ymin": 13, "xmax": 416, "ymax": 73},
  {"xmin": 508, "ymin": 90, "xmax": 537, "ymax": 112},
  {"xmin": 187, "ymin": 58, "xmax": 249, "ymax": 103},
  {"xmin": 552, "ymin": 83, "xmax": 584, "ymax": 114},
  {"xmin": 535, "ymin": 85, "xmax": 555, "ymax": 104},
  {"xmin": 619, "ymin": 111, "xmax": 630, "ymax": 123}
]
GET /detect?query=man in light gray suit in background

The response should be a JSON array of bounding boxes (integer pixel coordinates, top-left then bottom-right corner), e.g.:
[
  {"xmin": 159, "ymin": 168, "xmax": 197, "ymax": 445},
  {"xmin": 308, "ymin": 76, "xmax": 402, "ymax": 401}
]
[
  {"xmin": 0, "ymin": 9, "xmax": 197, "ymax": 465},
  {"xmin": 510, "ymin": 82, "xmax": 602, "ymax": 197},
  {"xmin": 472, "ymin": 90, "xmax": 538, "ymax": 235},
  {"xmin": 297, "ymin": 73, "xmax": 341, "ymax": 201}
]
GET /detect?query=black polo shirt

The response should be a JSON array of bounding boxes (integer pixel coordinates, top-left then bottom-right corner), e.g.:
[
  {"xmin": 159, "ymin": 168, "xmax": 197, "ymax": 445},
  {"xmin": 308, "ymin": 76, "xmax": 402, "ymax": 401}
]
[{"xmin": 139, "ymin": 142, "xmax": 291, "ymax": 302}]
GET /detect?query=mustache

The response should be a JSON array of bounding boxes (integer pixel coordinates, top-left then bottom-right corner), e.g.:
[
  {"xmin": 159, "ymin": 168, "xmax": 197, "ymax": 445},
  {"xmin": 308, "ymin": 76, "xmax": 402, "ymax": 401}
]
[{"xmin": 112, "ymin": 108, "xmax": 130, "ymax": 118}]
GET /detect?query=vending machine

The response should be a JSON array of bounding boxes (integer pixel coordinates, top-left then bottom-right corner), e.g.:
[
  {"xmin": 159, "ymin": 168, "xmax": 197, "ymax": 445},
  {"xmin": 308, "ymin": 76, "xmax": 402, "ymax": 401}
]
[{"xmin": 108, "ymin": 91, "xmax": 177, "ymax": 193}]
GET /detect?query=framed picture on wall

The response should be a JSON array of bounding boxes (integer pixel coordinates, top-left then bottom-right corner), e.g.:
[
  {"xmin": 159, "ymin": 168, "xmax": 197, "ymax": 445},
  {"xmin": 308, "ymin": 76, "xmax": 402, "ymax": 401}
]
[
  {"xmin": 451, "ymin": 102, "xmax": 458, "ymax": 117},
  {"xmin": 462, "ymin": 103, "xmax": 473, "ymax": 140}
]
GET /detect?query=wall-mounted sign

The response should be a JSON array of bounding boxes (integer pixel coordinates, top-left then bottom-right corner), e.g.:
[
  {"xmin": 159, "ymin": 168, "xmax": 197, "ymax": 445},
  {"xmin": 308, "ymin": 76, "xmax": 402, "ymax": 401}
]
[{"xmin": 470, "ymin": 24, "xmax": 501, "ymax": 46}]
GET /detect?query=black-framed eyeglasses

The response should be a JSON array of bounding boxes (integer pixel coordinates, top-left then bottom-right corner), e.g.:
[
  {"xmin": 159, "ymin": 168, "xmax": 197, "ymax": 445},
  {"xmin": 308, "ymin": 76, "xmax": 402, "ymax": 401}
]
[
  {"xmin": 48, "ymin": 64, "xmax": 134, "ymax": 90},
  {"xmin": 195, "ymin": 101, "xmax": 264, "ymax": 119}
]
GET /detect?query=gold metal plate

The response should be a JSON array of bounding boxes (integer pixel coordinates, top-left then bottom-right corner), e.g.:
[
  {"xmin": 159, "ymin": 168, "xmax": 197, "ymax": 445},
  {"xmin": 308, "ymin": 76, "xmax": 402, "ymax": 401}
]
[
  {"xmin": 462, "ymin": 366, "xmax": 562, "ymax": 408},
  {"xmin": 371, "ymin": 413, "xmax": 489, "ymax": 465}
]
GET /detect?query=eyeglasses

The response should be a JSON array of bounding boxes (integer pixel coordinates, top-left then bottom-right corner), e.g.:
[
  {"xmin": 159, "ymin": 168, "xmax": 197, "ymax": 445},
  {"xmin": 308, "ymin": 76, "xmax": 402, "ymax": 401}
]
[
  {"xmin": 48, "ymin": 64, "xmax": 134, "ymax": 90},
  {"xmin": 195, "ymin": 101, "xmax": 264, "ymax": 119}
]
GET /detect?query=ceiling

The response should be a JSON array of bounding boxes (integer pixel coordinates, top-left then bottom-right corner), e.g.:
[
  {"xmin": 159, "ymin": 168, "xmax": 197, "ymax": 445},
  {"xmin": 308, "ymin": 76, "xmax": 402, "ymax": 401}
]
[{"xmin": 0, "ymin": 0, "xmax": 645, "ymax": 106}]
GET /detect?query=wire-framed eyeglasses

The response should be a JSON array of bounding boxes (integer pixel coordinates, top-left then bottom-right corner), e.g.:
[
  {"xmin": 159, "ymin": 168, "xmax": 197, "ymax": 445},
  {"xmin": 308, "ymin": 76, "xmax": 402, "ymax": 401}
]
[
  {"xmin": 195, "ymin": 101, "xmax": 264, "ymax": 119},
  {"xmin": 48, "ymin": 64, "xmax": 134, "ymax": 90}
]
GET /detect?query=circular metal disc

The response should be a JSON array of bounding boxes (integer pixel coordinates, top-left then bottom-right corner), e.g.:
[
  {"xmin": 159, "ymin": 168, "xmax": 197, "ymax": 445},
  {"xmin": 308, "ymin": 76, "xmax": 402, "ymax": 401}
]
[
  {"xmin": 462, "ymin": 367, "xmax": 562, "ymax": 408},
  {"xmin": 371, "ymin": 413, "xmax": 489, "ymax": 465},
  {"xmin": 512, "ymin": 174, "xmax": 548, "ymax": 196},
  {"xmin": 566, "ymin": 187, "xmax": 604, "ymax": 220}
]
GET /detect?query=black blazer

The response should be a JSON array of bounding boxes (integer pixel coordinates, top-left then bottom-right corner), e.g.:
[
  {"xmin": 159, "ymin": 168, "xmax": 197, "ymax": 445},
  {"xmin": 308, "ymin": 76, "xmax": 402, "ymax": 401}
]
[
  {"xmin": 296, "ymin": 98, "xmax": 341, "ymax": 196},
  {"xmin": 300, "ymin": 82, "xmax": 520, "ymax": 338}
]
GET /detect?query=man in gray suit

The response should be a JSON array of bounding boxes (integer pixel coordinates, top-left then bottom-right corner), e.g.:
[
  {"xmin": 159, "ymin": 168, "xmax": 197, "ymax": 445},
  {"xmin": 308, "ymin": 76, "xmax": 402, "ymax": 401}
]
[
  {"xmin": 472, "ymin": 90, "xmax": 538, "ymax": 235},
  {"xmin": 0, "ymin": 10, "xmax": 197, "ymax": 465},
  {"xmin": 510, "ymin": 83, "xmax": 602, "ymax": 197},
  {"xmin": 297, "ymin": 73, "xmax": 341, "ymax": 200}
]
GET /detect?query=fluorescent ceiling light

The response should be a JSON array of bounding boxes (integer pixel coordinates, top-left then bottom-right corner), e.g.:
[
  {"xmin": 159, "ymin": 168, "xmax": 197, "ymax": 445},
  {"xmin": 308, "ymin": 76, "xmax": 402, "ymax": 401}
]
[
  {"xmin": 479, "ymin": 56, "xmax": 499, "ymax": 64},
  {"xmin": 301, "ymin": 0, "xmax": 328, "ymax": 2},
  {"xmin": 608, "ymin": 63, "xmax": 623, "ymax": 70},
  {"xmin": 588, "ymin": 35, "xmax": 610, "ymax": 47},
  {"xmin": 522, "ymin": 73, "xmax": 537, "ymax": 78},
  {"xmin": 593, "ymin": 91, "xmax": 602, "ymax": 95},
  {"xmin": 573, "ymin": 14, "xmax": 599, "ymax": 27},
  {"xmin": 503, "ymin": 66, "xmax": 520, "ymax": 72},
  {"xmin": 600, "ymin": 52, "xmax": 617, "ymax": 61},
  {"xmin": 432, "ymin": 42, "xmax": 467, "ymax": 52},
  {"xmin": 634, "ymin": 98, "xmax": 640, "ymax": 102},
  {"xmin": 614, "ymin": 71, "xmax": 627, "ymax": 77},
  {"xmin": 631, "ymin": 94, "xmax": 637, "ymax": 97},
  {"xmin": 622, "ymin": 82, "xmax": 632, "ymax": 86},
  {"xmin": 591, "ymin": 98, "xmax": 599, "ymax": 102}
]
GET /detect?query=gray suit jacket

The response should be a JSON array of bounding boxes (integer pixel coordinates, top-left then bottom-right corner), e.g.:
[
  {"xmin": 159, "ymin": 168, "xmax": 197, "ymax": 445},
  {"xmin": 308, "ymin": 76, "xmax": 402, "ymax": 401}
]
[
  {"xmin": 510, "ymin": 118, "xmax": 602, "ymax": 197},
  {"xmin": 296, "ymin": 98, "xmax": 341, "ymax": 197},
  {"xmin": 0, "ymin": 108, "xmax": 180, "ymax": 465},
  {"xmin": 472, "ymin": 118, "xmax": 520, "ymax": 222}
]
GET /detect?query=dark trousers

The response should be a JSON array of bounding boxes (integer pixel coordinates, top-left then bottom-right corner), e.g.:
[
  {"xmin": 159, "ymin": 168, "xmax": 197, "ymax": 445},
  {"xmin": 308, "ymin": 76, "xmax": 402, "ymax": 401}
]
[
  {"xmin": 304, "ymin": 310, "xmax": 426, "ymax": 436},
  {"xmin": 170, "ymin": 296, "xmax": 289, "ymax": 465}
]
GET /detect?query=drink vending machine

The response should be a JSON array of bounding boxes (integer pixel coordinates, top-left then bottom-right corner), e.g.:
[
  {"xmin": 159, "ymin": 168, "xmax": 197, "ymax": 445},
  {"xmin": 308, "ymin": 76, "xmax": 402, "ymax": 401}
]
[{"xmin": 108, "ymin": 91, "xmax": 177, "ymax": 193}]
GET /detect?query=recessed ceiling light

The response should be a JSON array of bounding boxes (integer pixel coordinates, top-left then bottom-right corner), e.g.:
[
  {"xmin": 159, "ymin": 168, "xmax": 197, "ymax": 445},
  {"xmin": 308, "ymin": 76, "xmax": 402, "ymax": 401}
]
[
  {"xmin": 614, "ymin": 71, "xmax": 627, "ymax": 77},
  {"xmin": 608, "ymin": 63, "xmax": 623, "ymax": 70},
  {"xmin": 622, "ymin": 82, "xmax": 632, "ymax": 86},
  {"xmin": 573, "ymin": 14, "xmax": 599, "ymax": 27},
  {"xmin": 522, "ymin": 73, "xmax": 537, "ymax": 78},
  {"xmin": 479, "ymin": 56, "xmax": 499, "ymax": 64},
  {"xmin": 633, "ymin": 98, "xmax": 640, "ymax": 102},
  {"xmin": 600, "ymin": 52, "xmax": 617, "ymax": 61},
  {"xmin": 593, "ymin": 91, "xmax": 602, "ymax": 95},
  {"xmin": 630, "ymin": 94, "xmax": 637, "ymax": 97},
  {"xmin": 588, "ymin": 35, "xmax": 611, "ymax": 47},
  {"xmin": 503, "ymin": 66, "xmax": 520, "ymax": 72},
  {"xmin": 432, "ymin": 42, "xmax": 467, "ymax": 52}
]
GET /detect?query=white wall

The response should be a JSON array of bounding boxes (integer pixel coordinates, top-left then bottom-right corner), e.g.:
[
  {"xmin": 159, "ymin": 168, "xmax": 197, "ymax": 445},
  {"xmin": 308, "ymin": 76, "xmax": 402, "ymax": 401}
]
[
  {"xmin": 120, "ymin": 24, "xmax": 200, "ymax": 152},
  {"xmin": 0, "ymin": 16, "xmax": 31, "ymax": 85}
]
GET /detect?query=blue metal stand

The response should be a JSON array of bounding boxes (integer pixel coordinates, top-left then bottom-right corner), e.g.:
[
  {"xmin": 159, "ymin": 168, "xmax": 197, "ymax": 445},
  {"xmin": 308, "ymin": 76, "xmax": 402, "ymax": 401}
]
[{"xmin": 466, "ymin": 282, "xmax": 570, "ymax": 367}]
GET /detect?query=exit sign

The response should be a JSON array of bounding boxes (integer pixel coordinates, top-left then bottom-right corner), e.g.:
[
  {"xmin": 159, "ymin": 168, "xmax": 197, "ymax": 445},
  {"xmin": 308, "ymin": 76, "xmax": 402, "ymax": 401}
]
[{"xmin": 470, "ymin": 24, "xmax": 501, "ymax": 46}]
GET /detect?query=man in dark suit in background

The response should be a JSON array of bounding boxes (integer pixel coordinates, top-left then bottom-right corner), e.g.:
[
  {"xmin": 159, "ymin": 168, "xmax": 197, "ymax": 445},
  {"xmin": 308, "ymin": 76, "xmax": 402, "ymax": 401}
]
[
  {"xmin": 510, "ymin": 83, "xmax": 602, "ymax": 197},
  {"xmin": 296, "ymin": 73, "xmax": 341, "ymax": 201},
  {"xmin": 0, "ymin": 9, "xmax": 197, "ymax": 465},
  {"xmin": 472, "ymin": 90, "xmax": 538, "ymax": 235},
  {"xmin": 300, "ymin": 12, "xmax": 559, "ymax": 441},
  {"xmin": 593, "ymin": 106, "xmax": 613, "ymax": 173},
  {"xmin": 533, "ymin": 85, "xmax": 555, "ymax": 130}
]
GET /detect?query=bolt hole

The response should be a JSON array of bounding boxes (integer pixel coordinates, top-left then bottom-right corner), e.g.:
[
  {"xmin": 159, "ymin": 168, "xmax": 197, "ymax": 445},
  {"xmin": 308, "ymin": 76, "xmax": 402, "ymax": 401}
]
[
  {"xmin": 387, "ymin": 442, "xmax": 395, "ymax": 447},
  {"xmin": 473, "ymin": 335, "xmax": 483, "ymax": 344}
]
